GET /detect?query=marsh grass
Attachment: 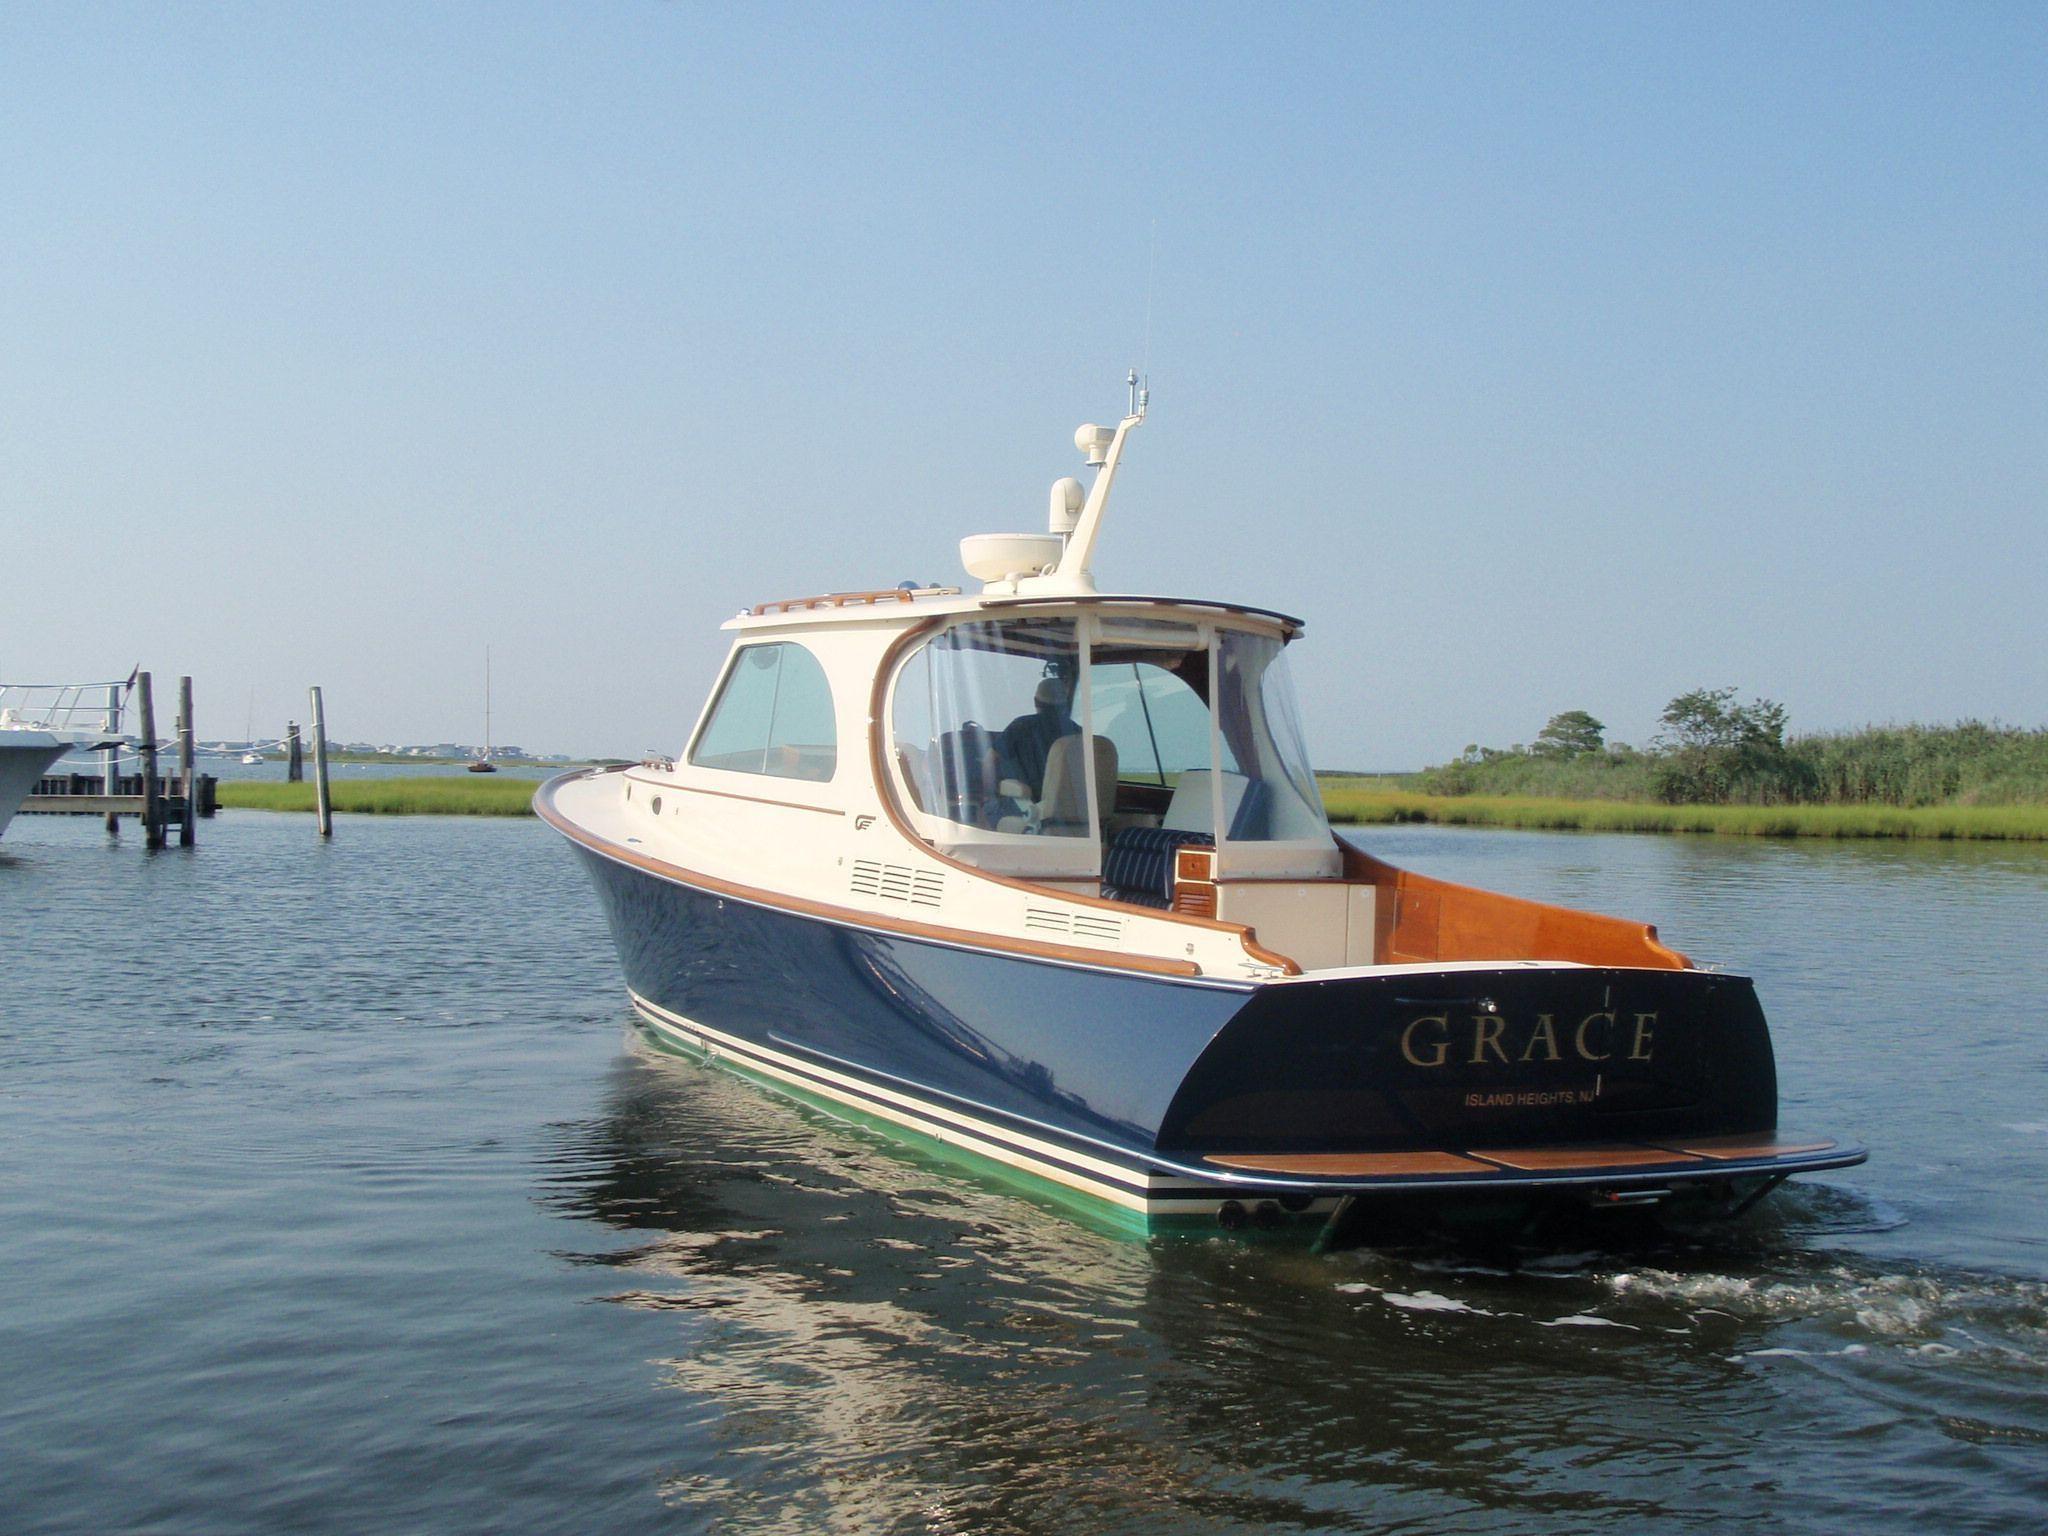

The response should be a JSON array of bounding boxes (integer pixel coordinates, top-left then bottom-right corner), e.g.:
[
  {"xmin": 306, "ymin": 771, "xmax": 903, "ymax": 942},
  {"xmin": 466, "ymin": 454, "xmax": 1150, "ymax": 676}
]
[
  {"xmin": 1413, "ymin": 722, "xmax": 2048, "ymax": 807},
  {"xmin": 220, "ymin": 777, "xmax": 539, "ymax": 817},
  {"xmin": 1317, "ymin": 782, "xmax": 2048, "ymax": 840},
  {"xmin": 220, "ymin": 771, "xmax": 2048, "ymax": 838}
]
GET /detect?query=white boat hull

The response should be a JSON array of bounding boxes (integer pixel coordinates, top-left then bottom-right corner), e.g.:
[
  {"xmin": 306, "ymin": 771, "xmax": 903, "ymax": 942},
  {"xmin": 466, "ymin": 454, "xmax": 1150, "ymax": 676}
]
[{"xmin": 0, "ymin": 737, "xmax": 73, "ymax": 841}]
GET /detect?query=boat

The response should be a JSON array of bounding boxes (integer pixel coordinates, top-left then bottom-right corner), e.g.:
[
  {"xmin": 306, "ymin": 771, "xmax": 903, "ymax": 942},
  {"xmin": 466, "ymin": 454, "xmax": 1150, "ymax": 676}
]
[
  {"xmin": 0, "ymin": 681, "xmax": 124, "ymax": 842},
  {"xmin": 0, "ymin": 722, "xmax": 76, "ymax": 842},
  {"xmin": 240, "ymin": 689, "xmax": 264, "ymax": 763},
  {"xmin": 469, "ymin": 648, "xmax": 498, "ymax": 774},
  {"xmin": 539, "ymin": 391, "xmax": 1866, "ymax": 1240}
]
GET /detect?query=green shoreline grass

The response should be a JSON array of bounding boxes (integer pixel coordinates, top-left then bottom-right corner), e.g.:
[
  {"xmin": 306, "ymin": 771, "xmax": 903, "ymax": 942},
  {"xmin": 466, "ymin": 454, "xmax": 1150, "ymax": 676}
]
[
  {"xmin": 219, "ymin": 777, "xmax": 540, "ymax": 816},
  {"xmin": 220, "ymin": 773, "xmax": 2048, "ymax": 840},
  {"xmin": 1318, "ymin": 783, "xmax": 2048, "ymax": 841}
]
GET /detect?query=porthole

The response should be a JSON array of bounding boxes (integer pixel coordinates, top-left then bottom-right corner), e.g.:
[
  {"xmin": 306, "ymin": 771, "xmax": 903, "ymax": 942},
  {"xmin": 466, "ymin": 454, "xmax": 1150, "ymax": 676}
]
[{"xmin": 650, "ymin": 796, "xmax": 663, "ymax": 816}]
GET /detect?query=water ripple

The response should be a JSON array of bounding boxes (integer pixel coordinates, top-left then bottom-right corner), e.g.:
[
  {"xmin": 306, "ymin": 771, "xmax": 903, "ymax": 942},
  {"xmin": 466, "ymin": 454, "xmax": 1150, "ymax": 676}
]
[{"xmin": 2, "ymin": 813, "xmax": 2045, "ymax": 1533}]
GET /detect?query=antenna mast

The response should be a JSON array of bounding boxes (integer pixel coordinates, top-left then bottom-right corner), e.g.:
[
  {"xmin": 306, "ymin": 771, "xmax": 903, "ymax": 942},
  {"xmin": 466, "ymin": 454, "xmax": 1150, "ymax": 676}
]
[{"xmin": 1014, "ymin": 373, "xmax": 1150, "ymax": 594}]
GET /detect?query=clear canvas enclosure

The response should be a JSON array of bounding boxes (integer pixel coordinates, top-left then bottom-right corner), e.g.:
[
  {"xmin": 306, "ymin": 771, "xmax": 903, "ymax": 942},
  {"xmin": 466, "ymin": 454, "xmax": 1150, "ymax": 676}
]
[
  {"xmin": 1214, "ymin": 630, "xmax": 1329, "ymax": 844},
  {"xmin": 887, "ymin": 611, "xmax": 1333, "ymax": 885},
  {"xmin": 890, "ymin": 618, "xmax": 1090, "ymax": 840}
]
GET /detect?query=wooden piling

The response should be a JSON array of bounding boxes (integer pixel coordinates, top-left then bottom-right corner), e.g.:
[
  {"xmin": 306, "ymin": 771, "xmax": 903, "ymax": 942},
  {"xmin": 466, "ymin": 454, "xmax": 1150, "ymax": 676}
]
[
  {"xmin": 177, "ymin": 675, "xmax": 196, "ymax": 847},
  {"xmin": 287, "ymin": 723, "xmax": 303, "ymax": 782},
  {"xmin": 104, "ymin": 681, "xmax": 122, "ymax": 835},
  {"xmin": 137, "ymin": 672, "xmax": 164, "ymax": 850},
  {"xmin": 309, "ymin": 686, "xmax": 332, "ymax": 838}
]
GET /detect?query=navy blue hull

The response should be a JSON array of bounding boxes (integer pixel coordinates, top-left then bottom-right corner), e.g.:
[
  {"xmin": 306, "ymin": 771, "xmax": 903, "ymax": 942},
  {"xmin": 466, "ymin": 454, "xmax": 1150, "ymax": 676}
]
[
  {"xmin": 555, "ymin": 821, "xmax": 1866, "ymax": 1230},
  {"xmin": 571, "ymin": 839, "xmax": 1249, "ymax": 1157}
]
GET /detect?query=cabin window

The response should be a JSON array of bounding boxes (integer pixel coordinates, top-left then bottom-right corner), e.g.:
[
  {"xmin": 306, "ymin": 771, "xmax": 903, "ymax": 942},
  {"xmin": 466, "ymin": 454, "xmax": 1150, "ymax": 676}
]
[
  {"xmin": 689, "ymin": 642, "xmax": 838, "ymax": 782},
  {"xmin": 1213, "ymin": 630, "xmax": 1328, "ymax": 841},
  {"xmin": 890, "ymin": 618, "xmax": 1095, "ymax": 837}
]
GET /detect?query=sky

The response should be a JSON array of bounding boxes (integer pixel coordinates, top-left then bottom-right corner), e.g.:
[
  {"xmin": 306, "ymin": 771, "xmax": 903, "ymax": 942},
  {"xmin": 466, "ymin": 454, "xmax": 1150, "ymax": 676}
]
[{"xmin": 5, "ymin": 3, "xmax": 2043, "ymax": 766}]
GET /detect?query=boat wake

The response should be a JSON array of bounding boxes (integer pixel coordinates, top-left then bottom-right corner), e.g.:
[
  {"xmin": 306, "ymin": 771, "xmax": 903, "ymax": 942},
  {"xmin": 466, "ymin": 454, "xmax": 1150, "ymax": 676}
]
[{"xmin": 1323, "ymin": 1201, "xmax": 2048, "ymax": 1379}]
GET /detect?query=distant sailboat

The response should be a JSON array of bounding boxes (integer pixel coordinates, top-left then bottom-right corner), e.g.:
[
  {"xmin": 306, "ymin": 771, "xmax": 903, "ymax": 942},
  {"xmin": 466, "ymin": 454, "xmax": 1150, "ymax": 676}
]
[
  {"xmin": 469, "ymin": 649, "xmax": 498, "ymax": 773},
  {"xmin": 240, "ymin": 687, "xmax": 263, "ymax": 764}
]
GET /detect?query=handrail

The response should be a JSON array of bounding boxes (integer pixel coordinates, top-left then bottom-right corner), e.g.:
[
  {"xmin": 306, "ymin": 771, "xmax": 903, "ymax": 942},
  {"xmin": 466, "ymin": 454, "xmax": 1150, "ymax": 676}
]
[
  {"xmin": 0, "ymin": 678, "xmax": 131, "ymax": 733},
  {"xmin": 749, "ymin": 588, "xmax": 925, "ymax": 616},
  {"xmin": 0, "ymin": 678, "xmax": 132, "ymax": 691}
]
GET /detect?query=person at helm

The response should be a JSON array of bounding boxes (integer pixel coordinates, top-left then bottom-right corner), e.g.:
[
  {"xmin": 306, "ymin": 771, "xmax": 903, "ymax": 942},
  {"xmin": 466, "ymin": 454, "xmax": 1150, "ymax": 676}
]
[{"xmin": 996, "ymin": 674, "xmax": 1080, "ymax": 800}]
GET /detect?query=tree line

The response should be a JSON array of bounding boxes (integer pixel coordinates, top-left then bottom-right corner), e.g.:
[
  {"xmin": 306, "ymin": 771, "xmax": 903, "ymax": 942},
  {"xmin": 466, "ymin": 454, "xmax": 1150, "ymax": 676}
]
[{"xmin": 1419, "ymin": 690, "xmax": 2048, "ymax": 807}]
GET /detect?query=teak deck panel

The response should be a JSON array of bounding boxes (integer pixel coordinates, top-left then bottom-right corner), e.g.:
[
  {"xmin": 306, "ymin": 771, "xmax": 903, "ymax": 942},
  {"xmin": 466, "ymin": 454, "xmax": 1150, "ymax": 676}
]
[
  {"xmin": 1468, "ymin": 1145, "xmax": 1704, "ymax": 1171},
  {"xmin": 1664, "ymin": 1133, "xmax": 1837, "ymax": 1160}
]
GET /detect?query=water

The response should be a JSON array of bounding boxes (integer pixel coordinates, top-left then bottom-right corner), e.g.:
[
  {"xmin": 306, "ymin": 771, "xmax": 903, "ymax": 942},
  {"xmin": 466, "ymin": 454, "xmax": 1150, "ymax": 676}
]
[{"xmin": 2, "ymin": 814, "xmax": 2044, "ymax": 1534}]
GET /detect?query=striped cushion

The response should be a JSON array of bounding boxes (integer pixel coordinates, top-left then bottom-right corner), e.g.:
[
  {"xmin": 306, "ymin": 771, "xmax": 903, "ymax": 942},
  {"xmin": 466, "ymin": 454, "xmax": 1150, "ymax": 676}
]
[{"xmin": 1103, "ymin": 827, "xmax": 1214, "ymax": 909}]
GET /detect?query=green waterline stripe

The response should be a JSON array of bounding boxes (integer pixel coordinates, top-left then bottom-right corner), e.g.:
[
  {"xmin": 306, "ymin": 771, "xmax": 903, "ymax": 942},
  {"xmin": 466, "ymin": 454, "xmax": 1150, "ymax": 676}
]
[{"xmin": 628, "ymin": 1014, "xmax": 1157, "ymax": 1239}]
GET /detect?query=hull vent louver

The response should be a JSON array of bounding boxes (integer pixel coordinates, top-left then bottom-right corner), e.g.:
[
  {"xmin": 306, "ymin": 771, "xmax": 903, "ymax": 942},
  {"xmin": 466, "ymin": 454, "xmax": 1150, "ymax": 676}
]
[
  {"xmin": 1023, "ymin": 907, "xmax": 1124, "ymax": 944},
  {"xmin": 851, "ymin": 860, "xmax": 944, "ymax": 908}
]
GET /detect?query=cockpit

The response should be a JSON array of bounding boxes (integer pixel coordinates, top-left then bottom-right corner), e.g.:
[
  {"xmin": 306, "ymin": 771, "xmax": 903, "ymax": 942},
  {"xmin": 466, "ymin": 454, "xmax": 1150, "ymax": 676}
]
[{"xmin": 886, "ymin": 609, "xmax": 1338, "ymax": 905}]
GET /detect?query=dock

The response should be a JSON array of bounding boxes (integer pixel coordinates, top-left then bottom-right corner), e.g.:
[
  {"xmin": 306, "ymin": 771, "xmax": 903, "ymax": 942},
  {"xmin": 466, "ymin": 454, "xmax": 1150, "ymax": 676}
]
[
  {"xmin": 25, "ymin": 770, "xmax": 218, "ymax": 822},
  {"xmin": 8, "ymin": 671, "xmax": 213, "ymax": 848},
  {"xmin": 9, "ymin": 670, "xmax": 336, "ymax": 847}
]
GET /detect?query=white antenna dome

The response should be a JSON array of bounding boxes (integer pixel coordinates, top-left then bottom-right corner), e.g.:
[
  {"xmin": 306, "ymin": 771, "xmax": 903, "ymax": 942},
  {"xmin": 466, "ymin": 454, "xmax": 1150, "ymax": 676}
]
[
  {"xmin": 1048, "ymin": 477, "xmax": 1085, "ymax": 536},
  {"xmin": 961, "ymin": 532, "xmax": 1063, "ymax": 586},
  {"xmin": 1074, "ymin": 424, "xmax": 1114, "ymax": 468}
]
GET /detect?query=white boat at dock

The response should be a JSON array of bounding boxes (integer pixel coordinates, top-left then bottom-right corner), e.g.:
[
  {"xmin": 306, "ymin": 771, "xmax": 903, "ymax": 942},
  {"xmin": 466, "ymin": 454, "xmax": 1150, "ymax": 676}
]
[{"xmin": 0, "ymin": 680, "xmax": 127, "ymax": 842}]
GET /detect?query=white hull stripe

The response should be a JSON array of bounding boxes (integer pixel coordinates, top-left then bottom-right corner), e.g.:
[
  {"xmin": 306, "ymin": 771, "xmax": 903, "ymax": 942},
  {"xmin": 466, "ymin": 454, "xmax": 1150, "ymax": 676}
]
[{"xmin": 628, "ymin": 992, "xmax": 1259, "ymax": 1213}]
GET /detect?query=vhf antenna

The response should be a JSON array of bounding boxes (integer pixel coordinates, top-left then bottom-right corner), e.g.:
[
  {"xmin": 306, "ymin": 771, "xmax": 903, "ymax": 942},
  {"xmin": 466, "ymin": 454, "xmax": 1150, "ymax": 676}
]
[{"xmin": 1127, "ymin": 367, "xmax": 1148, "ymax": 419}]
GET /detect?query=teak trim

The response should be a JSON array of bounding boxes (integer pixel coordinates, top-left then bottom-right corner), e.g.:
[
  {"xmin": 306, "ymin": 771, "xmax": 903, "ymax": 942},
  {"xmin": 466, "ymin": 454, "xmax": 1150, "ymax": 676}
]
[
  {"xmin": 751, "ymin": 589, "xmax": 917, "ymax": 617},
  {"xmin": 1339, "ymin": 843, "xmax": 1690, "ymax": 971},
  {"xmin": 1172, "ymin": 846, "xmax": 1219, "ymax": 918},
  {"xmin": 537, "ymin": 771, "xmax": 1204, "ymax": 980},
  {"xmin": 865, "ymin": 619, "xmax": 1303, "ymax": 976}
]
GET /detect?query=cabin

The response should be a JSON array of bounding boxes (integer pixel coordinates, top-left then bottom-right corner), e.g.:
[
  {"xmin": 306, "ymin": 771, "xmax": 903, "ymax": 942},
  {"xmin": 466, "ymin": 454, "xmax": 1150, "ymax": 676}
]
[{"xmin": 621, "ymin": 413, "xmax": 1680, "ymax": 983}]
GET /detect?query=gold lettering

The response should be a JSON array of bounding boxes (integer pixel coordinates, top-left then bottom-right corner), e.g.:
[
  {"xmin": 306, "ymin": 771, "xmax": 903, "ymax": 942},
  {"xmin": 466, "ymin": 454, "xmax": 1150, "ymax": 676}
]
[
  {"xmin": 1470, "ymin": 1013, "xmax": 1508, "ymax": 1065},
  {"xmin": 1575, "ymin": 1011, "xmax": 1615, "ymax": 1061},
  {"xmin": 1630, "ymin": 1012, "xmax": 1657, "ymax": 1061},
  {"xmin": 1400, "ymin": 1014, "xmax": 1450, "ymax": 1068},
  {"xmin": 1520, "ymin": 1013, "xmax": 1561, "ymax": 1063}
]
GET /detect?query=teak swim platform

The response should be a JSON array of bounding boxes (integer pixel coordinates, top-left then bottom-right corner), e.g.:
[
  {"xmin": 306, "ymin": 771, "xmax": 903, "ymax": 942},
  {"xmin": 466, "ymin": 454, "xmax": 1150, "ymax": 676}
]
[{"xmin": 541, "ymin": 391, "xmax": 1864, "ymax": 1238}]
